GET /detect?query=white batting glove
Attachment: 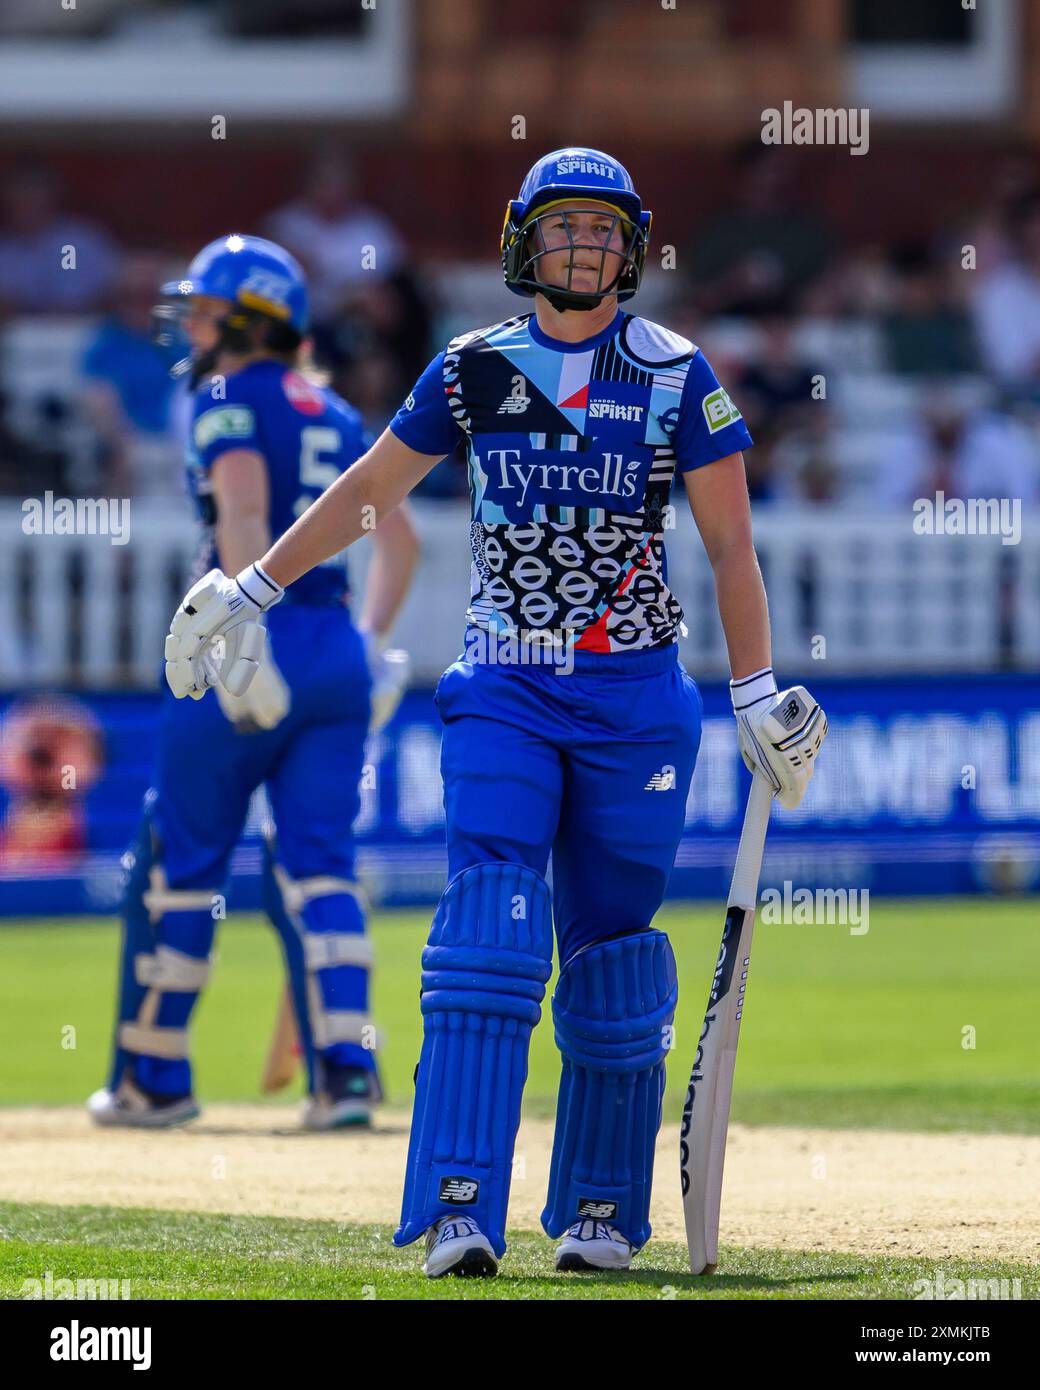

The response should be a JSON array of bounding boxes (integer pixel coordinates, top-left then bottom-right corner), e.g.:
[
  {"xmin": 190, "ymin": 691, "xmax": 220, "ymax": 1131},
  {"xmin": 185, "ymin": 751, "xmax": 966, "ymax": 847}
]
[
  {"xmin": 164, "ymin": 563, "xmax": 284, "ymax": 701},
  {"xmin": 731, "ymin": 668, "xmax": 828, "ymax": 810},
  {"xmin": 363, "ymin": 630, "xmax": 411, "ymax": 734},
  {"xmin": 207, "ymin": 632, "xmax": 291, "ymax": 732}
]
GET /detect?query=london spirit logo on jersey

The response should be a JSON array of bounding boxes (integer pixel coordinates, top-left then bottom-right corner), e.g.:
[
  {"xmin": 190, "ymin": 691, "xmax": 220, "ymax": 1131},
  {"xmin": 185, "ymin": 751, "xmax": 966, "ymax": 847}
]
[{"xmin": 584, "ymin": 381, "xmax": 650, "ymax": 442}]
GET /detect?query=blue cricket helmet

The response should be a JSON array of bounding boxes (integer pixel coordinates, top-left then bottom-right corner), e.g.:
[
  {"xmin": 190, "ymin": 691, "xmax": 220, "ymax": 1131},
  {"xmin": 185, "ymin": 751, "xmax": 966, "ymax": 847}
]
[
  {"xmin": 502, "ymin": 147, "xmax": 652, "ymax": 310},
  {"xmin": 161, "ymin": 234, "xmax": 309, "ymax": 333}
]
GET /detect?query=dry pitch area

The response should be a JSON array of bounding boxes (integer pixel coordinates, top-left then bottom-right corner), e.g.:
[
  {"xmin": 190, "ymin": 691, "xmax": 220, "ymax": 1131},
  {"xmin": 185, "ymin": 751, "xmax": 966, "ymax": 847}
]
[{"xmin": 3, "ymin": 1105, "xmax": 1036, "ymax": 1264}]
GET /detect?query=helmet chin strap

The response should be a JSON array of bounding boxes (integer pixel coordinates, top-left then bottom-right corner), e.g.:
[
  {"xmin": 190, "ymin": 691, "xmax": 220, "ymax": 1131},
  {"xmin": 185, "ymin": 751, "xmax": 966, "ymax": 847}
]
[{"xmin": 540, "ymin": 288, "xmax": 601, "ymax": 313}]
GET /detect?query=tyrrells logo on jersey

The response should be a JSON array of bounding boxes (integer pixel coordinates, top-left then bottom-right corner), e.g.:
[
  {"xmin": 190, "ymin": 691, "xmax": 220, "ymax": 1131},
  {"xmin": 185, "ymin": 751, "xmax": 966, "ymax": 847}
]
[
  {"xmin": 441, "ymin": 312, "xmax": 746, "ymax": 653},
  {"xmin": 482, "ymin": 442, "xmax": 654, "ymax": 516}
]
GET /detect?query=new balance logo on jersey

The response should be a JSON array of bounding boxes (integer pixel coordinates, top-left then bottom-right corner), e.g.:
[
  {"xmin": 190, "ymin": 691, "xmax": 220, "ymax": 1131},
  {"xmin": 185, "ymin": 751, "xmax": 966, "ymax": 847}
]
[
  {"xmin": 497, "ymin": 375, "xmax": 530, "ymax": 415},
  {"xmin": 588, "ymin": 401, "xmax": 645, "ymax": 421},
  {"xmin": 438, "ymin": 1177, "xmax": 479, "ymax": 1204},
  {"xmin": 645, "ymin": 767, "xmax": 676, "ymax": 791},
  {"xmin": 577, "ymin": 1198, "xmax": 618, "ymax": 1219}
]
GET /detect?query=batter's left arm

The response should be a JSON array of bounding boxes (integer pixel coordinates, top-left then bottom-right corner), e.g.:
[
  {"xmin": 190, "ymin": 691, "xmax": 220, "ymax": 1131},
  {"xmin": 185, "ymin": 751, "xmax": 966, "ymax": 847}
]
[{"xmin": 683, "ymin": 453, "xmax": 771, "ymax": 681}]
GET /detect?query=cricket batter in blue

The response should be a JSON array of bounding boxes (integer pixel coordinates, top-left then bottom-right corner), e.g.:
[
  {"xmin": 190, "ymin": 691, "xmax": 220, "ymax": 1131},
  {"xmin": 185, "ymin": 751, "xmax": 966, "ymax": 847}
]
[
  {"xmin": 163, "ymin": 153, "xmax": 826, "ymax": 1274},
  {"xmin": 89, "ymin": 235, "xmax": 417, "ymax": 1132}
]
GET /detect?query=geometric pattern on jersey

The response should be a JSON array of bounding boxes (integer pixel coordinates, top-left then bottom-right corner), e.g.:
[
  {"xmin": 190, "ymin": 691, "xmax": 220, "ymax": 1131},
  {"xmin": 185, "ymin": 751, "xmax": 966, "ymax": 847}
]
[{"xmin": 442, "ymin": 313, "xmax": 698, "ymax": 652}]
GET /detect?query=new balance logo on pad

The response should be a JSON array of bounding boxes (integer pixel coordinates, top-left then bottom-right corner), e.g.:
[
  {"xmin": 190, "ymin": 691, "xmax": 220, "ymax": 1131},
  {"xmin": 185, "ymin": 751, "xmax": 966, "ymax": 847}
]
[
  {"xmin": 497, "ymin": 393, "xmax": 530, "ymax": 415},
  {"xmin": 439, "ymin": 1177, "xmax": 479, "ymax": 1204},
  {"xmin": 577, "ymin": 1198, "xmax": 618, "ymax": 1219}
]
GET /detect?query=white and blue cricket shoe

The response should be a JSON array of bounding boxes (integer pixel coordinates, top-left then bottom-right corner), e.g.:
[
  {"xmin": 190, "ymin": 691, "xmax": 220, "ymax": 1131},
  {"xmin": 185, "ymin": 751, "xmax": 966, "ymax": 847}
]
[
  {"xmin": 555, "ymin": 1220, "xmax": 635, "ymax": 1272},
  {"xmin": 423, "ymin": 1215, "xmax": 498, "ymax": 1279},
  {"xmin": 86, "ymin": 1078, "xmax": 200, "ymax": 1129}
]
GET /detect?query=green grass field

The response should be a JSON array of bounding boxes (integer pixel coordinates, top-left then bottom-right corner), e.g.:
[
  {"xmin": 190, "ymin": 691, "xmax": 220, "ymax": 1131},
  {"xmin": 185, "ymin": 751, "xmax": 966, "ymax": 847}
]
[
  {"xmin": 1, "ymin": 1203, "xmax": 1033, "ymax": 1301},
  {"xmin": 1, "ymin": 898, "xmax": 1036, "ymax": 1300},
  {"xmin": 2, "ymin": 899, "xmax": 1036, "ymax": 1131}
]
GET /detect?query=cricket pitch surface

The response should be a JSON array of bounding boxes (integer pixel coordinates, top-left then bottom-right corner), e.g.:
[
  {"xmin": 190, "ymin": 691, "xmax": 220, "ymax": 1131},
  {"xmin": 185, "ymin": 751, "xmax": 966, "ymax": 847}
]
[{"xmin": 2, "ymin": 1106, "xmax": 1036, "ymax": 1263}]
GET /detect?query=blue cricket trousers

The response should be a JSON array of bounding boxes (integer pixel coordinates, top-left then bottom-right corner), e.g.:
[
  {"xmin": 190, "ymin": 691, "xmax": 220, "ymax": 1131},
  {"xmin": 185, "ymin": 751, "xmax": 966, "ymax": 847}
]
[{"xmin": 436, "ymin": 635, "xmax": 703, "ymax": 964}]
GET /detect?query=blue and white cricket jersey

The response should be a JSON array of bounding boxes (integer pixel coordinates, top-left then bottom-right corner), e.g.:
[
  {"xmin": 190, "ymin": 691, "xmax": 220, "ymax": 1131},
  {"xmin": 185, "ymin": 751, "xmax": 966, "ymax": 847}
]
[
  {"xmin": 187, "ymin": 360, "xmax": 370, "ymax": 603},
  {"xmin": 390, "ymin": 309, "xmax": 752, "ymax": 652}
]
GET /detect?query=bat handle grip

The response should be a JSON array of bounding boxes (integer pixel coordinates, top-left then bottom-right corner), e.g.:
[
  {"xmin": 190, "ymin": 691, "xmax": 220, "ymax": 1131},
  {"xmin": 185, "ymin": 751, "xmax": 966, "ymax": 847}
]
[{"xmin": 728, "ymin": 774, "xmax": 773, "ymax": 910}]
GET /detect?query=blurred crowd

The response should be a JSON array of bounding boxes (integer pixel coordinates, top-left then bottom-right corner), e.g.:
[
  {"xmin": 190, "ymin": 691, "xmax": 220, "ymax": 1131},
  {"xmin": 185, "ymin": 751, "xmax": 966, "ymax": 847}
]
[
  {"xmin": 0, "ymin": 151, "xmax": 445, "ymax": 501},
  {"xmin": 671, "ymin": 141, "xmax": 1040, "ymax": 508},
  {"xmin": 1, "ymin": 140, "xmax": 1039, "ymax": 509}
]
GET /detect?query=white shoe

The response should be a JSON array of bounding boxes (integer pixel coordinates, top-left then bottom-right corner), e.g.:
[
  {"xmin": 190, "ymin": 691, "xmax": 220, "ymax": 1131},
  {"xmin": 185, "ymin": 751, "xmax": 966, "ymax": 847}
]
[
  {"xmin": 87, "ymin": 1079, "xmax": 200, "ymax": 1129},
  {"xmin": 555, "ymin": 1220, "xmax": 635, "ymax": 1271},
  {"xmin": 423, "ymin": 1215, "xmax": 498, "ymax": 1279}
]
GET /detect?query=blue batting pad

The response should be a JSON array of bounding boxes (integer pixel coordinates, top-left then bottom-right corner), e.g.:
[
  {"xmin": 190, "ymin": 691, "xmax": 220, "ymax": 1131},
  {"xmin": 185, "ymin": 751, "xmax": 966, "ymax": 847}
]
[
  {"xmin": 263, "ymin": 836, "xmax": 372, "ymax": 1090},
  {"xmin": 542, "ymin": 929, "xmax": 678, "ymax": 1249},
  {"xmin": 110, "ymin": 798, "xmax": 217, "ymax": 1097},
  {"xmin": 395, "ymin": 861, "xmax": 553, "ymax": 1257}
]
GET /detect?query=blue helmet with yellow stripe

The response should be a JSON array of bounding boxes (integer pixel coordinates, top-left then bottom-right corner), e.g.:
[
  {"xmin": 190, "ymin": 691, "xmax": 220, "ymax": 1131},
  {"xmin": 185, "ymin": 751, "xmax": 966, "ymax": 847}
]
[
  {"xmin": 161, "ymin": 234, "xmax": 309, "ymax": 333},
  {"xmin": 501, "ymin": 147, "xmax": 652, "ymax": 311}
]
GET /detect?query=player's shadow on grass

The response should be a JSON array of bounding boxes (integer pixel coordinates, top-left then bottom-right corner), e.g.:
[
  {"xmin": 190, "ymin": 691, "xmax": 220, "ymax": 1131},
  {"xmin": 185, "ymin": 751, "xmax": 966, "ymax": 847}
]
[
  {"xmin": 541, "ymin": 1267, "xmax": 857, "ymax": 1293},
  {"xmin": 185, "ymin": 1120, "xmax": 411, "ymax": 1138},
  {"xmin": 278, "ymin": 1121, "xmax": 413, "ymax": 1139}
]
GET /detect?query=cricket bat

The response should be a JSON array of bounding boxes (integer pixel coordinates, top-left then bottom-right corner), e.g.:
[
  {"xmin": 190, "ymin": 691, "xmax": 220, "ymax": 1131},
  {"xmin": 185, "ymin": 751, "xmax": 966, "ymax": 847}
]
[
  {"xmin": 680, "ymin": 772, "xmax": 773, "ymax": 1275},
  {"xmin": 260, "ymin": 985, "xmax": 302, "ymax": 1093}
]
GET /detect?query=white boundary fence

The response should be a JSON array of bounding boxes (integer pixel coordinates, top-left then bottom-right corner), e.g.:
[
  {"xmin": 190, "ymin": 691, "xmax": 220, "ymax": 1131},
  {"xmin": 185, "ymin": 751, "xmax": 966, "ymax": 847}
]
[{"xmin": 0, "ymin": 500, "xmax": 1036, "ymax": 687}]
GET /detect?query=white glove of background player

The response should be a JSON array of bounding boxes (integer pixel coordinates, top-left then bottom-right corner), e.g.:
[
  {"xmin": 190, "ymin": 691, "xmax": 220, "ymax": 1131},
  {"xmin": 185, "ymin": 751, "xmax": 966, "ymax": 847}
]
[
  {"xmin": 165, "ymin": 564, "xmax": 283, "ymax": 701},
  {"xmin": 730, "ymin": 667, "xmax": 828, "ymax": 810},
  {"xmin": 363, "ymin": 630, "xmax": 411, "ymax": 734},
  {"xmin": 204, "ymin": 629, "xmax": 291, "ymax": 732}
]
